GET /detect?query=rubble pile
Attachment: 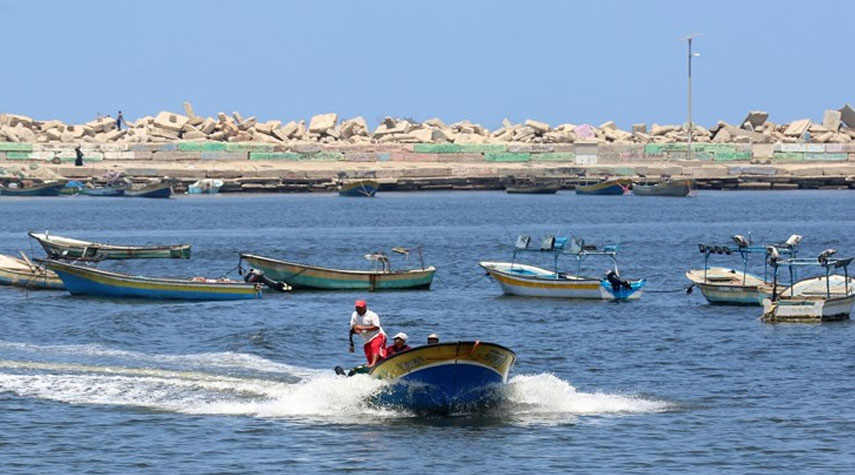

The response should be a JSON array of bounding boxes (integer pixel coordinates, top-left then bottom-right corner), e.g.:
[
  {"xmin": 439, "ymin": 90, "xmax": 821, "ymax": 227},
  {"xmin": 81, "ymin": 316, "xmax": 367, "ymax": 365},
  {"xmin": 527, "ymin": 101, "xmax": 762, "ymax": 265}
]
[{"xmin": 2, "ymin": 103, "xmax": 855, "ymax": 146}]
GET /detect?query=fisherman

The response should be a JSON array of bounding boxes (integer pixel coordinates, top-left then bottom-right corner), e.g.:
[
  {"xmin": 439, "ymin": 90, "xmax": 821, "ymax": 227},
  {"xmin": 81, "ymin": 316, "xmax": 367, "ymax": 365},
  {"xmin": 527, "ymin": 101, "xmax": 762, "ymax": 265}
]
[
  {"xmin": 385, "ymin": 332, "xmax": 411, "ymax": 357},
  {"xmin": 605, "ymin": 269, "xmax": 632, "ymax": 292},
  {"xmin": 427, "ymin": 333, "xmax": 439, "ymax": 344},
  {"xmin": 349, "ymin": 299, "xmax": 386, "ymax": 367},
  {"xmin": 74, "ymin": 145, "xmax": 84, "ymax": 166},
  {"xmin": 116, "ymin": 110, "xmax": 124, "ymax": 130}
]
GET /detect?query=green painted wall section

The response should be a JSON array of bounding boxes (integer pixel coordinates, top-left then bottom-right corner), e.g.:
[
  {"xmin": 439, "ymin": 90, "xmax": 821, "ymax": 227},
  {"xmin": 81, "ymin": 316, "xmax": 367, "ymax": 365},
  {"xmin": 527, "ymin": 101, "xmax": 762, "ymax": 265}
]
[
  {"xmin": 712, "ymin": 152, "xmax": 753, "ymax": 161},
  {"xmin": 770, "ymin": 152, "xmax": 805, "ymax": 162},
  {"xmin": 177, "ymin": 142, "xmax": 227, "ymax": 152},
  {"xmin": 530, "ymin": 152, "xmax": 575, "ymax": 161},
  {"xmin": 248, "ymin": 152, "xmax": 300, "ymax": 161},
  {"xmin": 457, "ymin": 144, "xmax": 508, "ymax": 153},
  {"xmin": 805, "ymin": 153, "xmax": 847, "ymax": 161},
  {"xmin": 298, "ymin": 152, "xmax": 344, "ymax": 161},
  {"xmin": 224, "ymin": 143, "xmax": 274, "ymax": 152},
  {"xmin": 0, "ymin": 143, "xmax": 34, "ymax": 152},
  {"xmin": 413, "ymin": 143, "xmax": 463, "ymax": 153},
  {"xmin": 484, "ymin": 152, "xmax": 530, "ymax": 162}
]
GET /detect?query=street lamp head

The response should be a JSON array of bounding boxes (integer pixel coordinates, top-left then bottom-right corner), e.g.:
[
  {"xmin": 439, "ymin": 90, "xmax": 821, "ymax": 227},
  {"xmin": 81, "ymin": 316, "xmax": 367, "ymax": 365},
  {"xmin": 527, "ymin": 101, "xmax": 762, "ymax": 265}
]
[
  {"xmin": 692, "ymin": 53, "xmax": 701, "ymax": 57},
  {"xmin": 683, "ymin": 33, "xmax": 702, "ymax": 41}
]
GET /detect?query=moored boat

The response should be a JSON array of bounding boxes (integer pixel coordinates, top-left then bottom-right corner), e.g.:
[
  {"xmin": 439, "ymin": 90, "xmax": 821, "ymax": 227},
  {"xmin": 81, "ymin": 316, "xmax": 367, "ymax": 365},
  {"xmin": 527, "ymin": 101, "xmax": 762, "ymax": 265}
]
[
  {"xmin": 240, "ymin": 247, "xmax": 435, "ymax": 291},
  {"xmin": 81, "ymin": 186, "xmax": 125, "ymax": 197},
  {"xmin": 367, "ymin": 341, "xmax": 516, "ymax": 413},
  {"xmin": 188, "ymin": 179, "xmax": 223, "ymax": 194},
  {"xmin": 761, "ymin": 249, "xmax": 855, "ymax": 323},
  {"xmin": 43, "ymin": 260, "xmax": 262, "ymax": 301},
  {"xmin": 504, "ymin": 177, "xmax": 561, "ymax": 194},
  {"xmin": 124, "ymin": 183, "xmax": 173, "ymax": 198},
  {"xmin": 685, "ymin": 234, "xmax": 801, "ymax": 305},
  {"xmin": 29, "ymin": 232, "xmax": 192, "ymax": 260},
  {"xmin": 480, "ymin": 234, "xmax": 645, "ymax": 301},
  {"xmin": 338, "ymin": 180, "xmax": 379, "ymax": 197},
  {"xmin": 0, "ymin": 253, "xmax": 65, "ymax": 290},
  {"xmin": 0, "ymin": 180, "xmax": 67, "ymax": 197},
  {"xmin": 575, "ymin": 178, "xmax": 631, "ymax": 195},
  {"xmin": 633, "ymin": 178, "xmax": 693, "ymax": 197}
]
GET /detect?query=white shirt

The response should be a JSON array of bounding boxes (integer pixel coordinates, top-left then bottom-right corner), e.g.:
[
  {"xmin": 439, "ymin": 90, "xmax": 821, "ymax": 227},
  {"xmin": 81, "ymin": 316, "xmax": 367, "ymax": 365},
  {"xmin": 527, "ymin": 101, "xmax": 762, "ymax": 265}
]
[{"xmin": 350, "ymin": 308, "xmax": 385, "ymax": 343}]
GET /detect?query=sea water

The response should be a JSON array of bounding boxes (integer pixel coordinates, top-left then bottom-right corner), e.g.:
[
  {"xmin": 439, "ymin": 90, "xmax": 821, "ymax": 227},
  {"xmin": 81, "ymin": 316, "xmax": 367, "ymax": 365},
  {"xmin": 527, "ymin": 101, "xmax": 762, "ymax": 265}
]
[{"xmin": 1, "ymin": 191, "xmax": 854, "ymax": 473}]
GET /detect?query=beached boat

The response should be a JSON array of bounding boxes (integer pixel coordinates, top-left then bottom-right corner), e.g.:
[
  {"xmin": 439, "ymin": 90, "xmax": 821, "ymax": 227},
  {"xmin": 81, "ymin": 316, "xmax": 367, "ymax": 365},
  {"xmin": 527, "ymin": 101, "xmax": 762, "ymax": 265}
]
[
  {"xmin": 0, "ymin": 253, "xmax": 65, "ymax": 290},
  {"xmin": 633, "ymin": 178, "xmax": 693, "ymax": 197},
  {"xmin": 188, "ymin": 179, "xmax": 223, "ymax": 194},
  {"xmin": 343, "ymin": 341, "xmax": 516, "ymax": 413},
  {"xmin": 0, "ymin": 181, "xmax": 67, "ymax": 197},
  {"xmin": 43, "ymin": 260, "xmax": 262, "ymax": 301},
  {"xmin": 124, "ymin": 183, "xmax": 173, "ymax": 198},
  {"xmin": 338, "ymin": 180, "xmax": 379, "ymax": 197},
  {"xmin": 504, "ymin": 177, "xmax": 561, "ymax": 194},
  {"xmin": 685, "ymin": 234, "xmax": 801, "ymax": 305},
  {"xmin": 480, "ymin": 234, "xmax": 645, "ymax": 300},
  {"xmin": 81, "ymin": 186, "xmax": 125, "ymax": 197},
  {"xmin": 240, "ymin": 247, "xmax": 435, "ymax": 291},
  {"xmin": 575, "ymin": 178, "xmax": 632, "ymax": 195},
  {"xmin": 29, "ymin": 232, "xmax": 192, "ymax": 260},
  {"xmin": 762, "ymin": 249, "xmax": 855, "ymax": 323}
]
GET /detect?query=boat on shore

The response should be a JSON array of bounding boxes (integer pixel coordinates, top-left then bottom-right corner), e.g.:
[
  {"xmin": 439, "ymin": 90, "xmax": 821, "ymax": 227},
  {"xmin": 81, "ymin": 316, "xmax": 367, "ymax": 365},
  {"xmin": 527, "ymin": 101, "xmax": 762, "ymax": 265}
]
[
  {"xmin": 338, "ymin": 180, "xmax": 379, "ymax": 197},
  {"xmin": 504, "ymin": 176, "xmax": 561, "ymax": 194},
  {"xmin": 43, "ymin": 260, "xmax": 262, "ymax": 301},
  {"xmin": 633, "ymin": 178, "xmax": 693, "ymax": 197},
  {"xmin": 0, "ymin": 253, "xmax": 65, "ymax": 290},
  {"xmin": 0, "ymin": 180, "xmax": 67, "ymax": 197},
  {"xmin": 344, "ymin": 341, "xmax": 516, "ymax": 413},
  {"xmin": 240, "ymin": 247, "xmax": 435, "ymax": 291},
  {"xmin": 480, "ymin": 234, "xmax": 645, "ymax": 300},
  {"xmin": 575, "ymin": 178, "xmax": 632, "ymax": 195},
  {"xmin": 124, "ymin": 183, "xmax": 173, "ymax": 198},
  {"xmin": 29, "ymin": 232, "xmax": 192, "ymax": 260},
  {"xmin": 188, "ymin": 179, "xmax": 223, "ymax": 194},
  {"xmin": 81, "ymin": 186, "xmax": 125, "ymax": 197},
  {"xmin": 762, "ymin": 249, "xmax": 855, "ymax": 323},
  {"xmin": 685, "ymin": 234, "xmax": 801, "ymax": 305}
]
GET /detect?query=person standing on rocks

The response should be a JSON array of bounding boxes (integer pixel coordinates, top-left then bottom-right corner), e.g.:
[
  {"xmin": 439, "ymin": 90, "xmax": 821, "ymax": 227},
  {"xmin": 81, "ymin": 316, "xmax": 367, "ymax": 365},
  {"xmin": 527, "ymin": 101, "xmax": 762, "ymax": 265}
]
[
  {"xmin": 116, "ymin": 111, "xmax": 124, "ymax": 130},
  {"xmin": 74, "ymin": 145, "xmax": 84, "ymax": 166}
]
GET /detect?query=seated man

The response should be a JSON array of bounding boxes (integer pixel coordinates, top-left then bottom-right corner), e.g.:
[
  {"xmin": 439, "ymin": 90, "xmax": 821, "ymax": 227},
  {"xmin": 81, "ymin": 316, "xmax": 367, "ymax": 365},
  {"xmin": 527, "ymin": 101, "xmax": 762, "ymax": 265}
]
[
  {"xmin": 385, "ymin": 332, "xmax": 411, "ymax": 357},
  {"xmin": 427, "ymin": 333, "xmax": 439, "ymax": 344}
]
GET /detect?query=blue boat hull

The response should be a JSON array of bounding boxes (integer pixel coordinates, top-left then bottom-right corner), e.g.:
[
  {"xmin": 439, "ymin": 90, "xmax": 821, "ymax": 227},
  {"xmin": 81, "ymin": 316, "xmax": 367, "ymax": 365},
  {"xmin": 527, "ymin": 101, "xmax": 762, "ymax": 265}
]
[
  {"xmin": 368, "ymin": 342, "xmax": 516, "ymax": 414},
  {"xmin": 338, "ymin": 180, "xmax": 378, "ymax": 197}
]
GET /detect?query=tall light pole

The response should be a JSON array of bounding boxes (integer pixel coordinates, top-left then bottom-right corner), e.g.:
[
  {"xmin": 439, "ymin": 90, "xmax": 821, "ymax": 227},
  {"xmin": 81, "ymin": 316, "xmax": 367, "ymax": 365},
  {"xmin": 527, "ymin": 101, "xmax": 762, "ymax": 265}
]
[{"xmin": 685, "ymin": 34, "xmax": 701, "ymax": 160}]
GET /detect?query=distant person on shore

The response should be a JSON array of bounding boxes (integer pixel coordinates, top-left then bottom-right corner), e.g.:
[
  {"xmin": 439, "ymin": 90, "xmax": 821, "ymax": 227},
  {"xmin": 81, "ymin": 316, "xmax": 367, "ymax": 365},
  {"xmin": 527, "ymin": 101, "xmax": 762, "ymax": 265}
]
[
  {"xmin": 349, "ymin": 299, "xmax": 386, "ymax": 367},
  {"xmin": 74, "ymin": 145, "xmax": 84, "ymax": 166},
  {"xmin": 427, "ymin": 333, "xmax": 439, "ymax": 344},
  {"xmin": 116, "ymin": 111, "xmax": 124, "ymax": 130}
]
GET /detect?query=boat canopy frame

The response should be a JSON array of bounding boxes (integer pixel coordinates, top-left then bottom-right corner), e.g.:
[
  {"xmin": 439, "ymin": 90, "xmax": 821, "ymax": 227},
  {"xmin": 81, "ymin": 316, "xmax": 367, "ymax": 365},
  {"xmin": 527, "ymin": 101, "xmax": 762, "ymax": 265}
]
[
  {"xmin": 510, "ymin": 234, "xmax": 623, "ymax": 276},
  {"xmin": 697, "ymin": 234, "xmax": 801, "ymax": 285},
  {"xmin": 769, "ymin": 249, "xmax": 853, "ymax": 301}
]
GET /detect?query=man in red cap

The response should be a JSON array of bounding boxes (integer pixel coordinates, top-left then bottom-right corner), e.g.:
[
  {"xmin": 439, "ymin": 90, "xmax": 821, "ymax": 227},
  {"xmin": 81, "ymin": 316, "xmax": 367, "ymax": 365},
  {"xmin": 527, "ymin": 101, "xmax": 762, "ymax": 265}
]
[{"xmin": 350, "ymin": 299, "xmax": 386, "ymax": 366}]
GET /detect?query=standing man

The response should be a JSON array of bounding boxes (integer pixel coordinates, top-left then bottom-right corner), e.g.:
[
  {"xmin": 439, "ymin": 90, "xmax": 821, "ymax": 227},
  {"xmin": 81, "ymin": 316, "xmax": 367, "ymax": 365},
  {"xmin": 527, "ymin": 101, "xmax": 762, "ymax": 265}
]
[
  {"xmin": 116, "ymin": 111, "xmax": 124, "ymax": 130},
  {"xmin": 350, "ymin": 299, "xmax": 386, "ymax": 367},
  {"xmin": 74, "ymin": 145, "xmax": 84, "ymax": 167}
]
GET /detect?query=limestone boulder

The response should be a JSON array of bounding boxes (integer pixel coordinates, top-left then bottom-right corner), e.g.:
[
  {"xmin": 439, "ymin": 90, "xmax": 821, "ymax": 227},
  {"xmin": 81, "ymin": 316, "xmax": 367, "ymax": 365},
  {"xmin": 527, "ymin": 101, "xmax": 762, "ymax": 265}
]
[
  {"xmin": 822, "ymin": 109, "xmax": 842, "ymax": 131},
  {"xmin": 741, "ymin": 111, "xmax": 768, "ymax": 129},
  {"xmin": 154, "ymin": 111, "xmax": 189, "ymax": 132},
  {"xmin": 783, "ymin": 119, "xmax": 811, "ymax": 137},
  {"xmin": 524, "ymin": 119, "xmax": 550, "ymax": 134},
  {"xmin": 309, "ymin": 113, "xmax": 338, "ymax": 133}
]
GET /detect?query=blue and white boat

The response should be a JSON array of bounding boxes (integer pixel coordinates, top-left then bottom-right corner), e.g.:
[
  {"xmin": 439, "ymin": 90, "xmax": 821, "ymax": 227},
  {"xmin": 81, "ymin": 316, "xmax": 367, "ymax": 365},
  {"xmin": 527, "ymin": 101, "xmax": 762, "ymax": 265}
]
[{"xmin": 367, "ymin": 341, "xmax": 516, "ymax": 413}]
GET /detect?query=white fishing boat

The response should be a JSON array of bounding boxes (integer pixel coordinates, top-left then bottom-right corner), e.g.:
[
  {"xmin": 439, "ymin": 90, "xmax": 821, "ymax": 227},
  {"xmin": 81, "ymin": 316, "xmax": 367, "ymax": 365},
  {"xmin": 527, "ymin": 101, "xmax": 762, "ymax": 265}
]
[
  {"xmin": 762, "ymin": 249, "xmax": 855, "ymax": 323},
  {"xmin": 685, "ymin": 234, "xmax": 801, "ymax": 305},
  {"xmin": 480, "ymin": 234, "xmax": 645, "ymax": 301},
  {"xmin": 188, "ymin": 179, "xmax": 224, "ymax": 194}
]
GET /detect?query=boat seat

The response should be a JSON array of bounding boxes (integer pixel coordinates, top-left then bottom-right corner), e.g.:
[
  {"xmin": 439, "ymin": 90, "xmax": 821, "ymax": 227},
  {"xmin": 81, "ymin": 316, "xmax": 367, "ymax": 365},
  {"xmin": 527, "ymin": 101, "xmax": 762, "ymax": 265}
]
[
  {"xmin": 540, "ymin": 235, "xmax": 555, "ymax": 251},
  {"xmin": 515, "ymin": 235, "xmax": 530, "ymax": 250}
]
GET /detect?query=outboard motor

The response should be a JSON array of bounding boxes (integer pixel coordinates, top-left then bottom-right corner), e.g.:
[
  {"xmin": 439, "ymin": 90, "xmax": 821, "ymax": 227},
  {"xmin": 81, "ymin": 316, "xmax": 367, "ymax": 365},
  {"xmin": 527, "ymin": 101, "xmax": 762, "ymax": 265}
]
[
  {"xmin": 243, "ymin": 268, "xmax": 290, "ymax": 292},
  {"xmin": 605, "ymin": 270, "xmax": 632, "ymax": 292}
]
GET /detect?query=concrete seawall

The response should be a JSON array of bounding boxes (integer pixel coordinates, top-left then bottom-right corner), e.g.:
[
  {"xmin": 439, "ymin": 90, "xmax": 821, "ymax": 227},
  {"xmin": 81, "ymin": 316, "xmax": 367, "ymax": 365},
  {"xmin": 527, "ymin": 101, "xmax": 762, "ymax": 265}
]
[{"xmin": 3, "ymin": 141, "xmax": 855, "ymax": 192}]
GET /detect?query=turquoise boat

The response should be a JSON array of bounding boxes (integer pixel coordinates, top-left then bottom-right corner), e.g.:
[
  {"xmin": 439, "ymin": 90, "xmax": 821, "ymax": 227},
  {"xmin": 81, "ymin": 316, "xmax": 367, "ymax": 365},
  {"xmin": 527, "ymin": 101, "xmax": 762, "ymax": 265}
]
[
  {"xmin": 240, "ymin": 248, "xmax": 435, "ymax": 291},
  {"xmin": 363, "ymin": 341, "xmax": 516, "ymax": 414},
  {"xmin": 44, "ymin": 260, "xmax": 262, "ymax": 301},
  {"xmin": 575, "ymin": 178, "xmax": 631, "ymax": 195},
  {"xmin": 338, "ymin": 180, "xmax": 378, "ymax": 197}
]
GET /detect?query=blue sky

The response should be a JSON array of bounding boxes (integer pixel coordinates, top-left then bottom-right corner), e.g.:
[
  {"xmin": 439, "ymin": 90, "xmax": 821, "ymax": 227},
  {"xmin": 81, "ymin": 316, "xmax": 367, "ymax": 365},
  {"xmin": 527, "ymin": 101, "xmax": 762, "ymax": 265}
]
[{"xmin": 0, "ymin": 0, "xmax": 852, "ymax": 130}]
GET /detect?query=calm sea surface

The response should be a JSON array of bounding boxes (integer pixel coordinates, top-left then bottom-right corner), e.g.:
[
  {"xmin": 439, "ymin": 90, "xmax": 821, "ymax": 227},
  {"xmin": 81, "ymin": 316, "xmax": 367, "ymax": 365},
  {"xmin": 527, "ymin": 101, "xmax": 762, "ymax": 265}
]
[{"xmin": 1, "ymin": 190, "xmax": 854, "ymax": 473}]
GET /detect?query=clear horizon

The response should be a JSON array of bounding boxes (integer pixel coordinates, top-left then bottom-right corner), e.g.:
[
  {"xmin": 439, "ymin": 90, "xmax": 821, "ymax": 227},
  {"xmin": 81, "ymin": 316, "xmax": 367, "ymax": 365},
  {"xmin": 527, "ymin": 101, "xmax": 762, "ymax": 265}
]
[{"xmin": 0, "ymin": 0, "xmax": 852, "ymax": 130}]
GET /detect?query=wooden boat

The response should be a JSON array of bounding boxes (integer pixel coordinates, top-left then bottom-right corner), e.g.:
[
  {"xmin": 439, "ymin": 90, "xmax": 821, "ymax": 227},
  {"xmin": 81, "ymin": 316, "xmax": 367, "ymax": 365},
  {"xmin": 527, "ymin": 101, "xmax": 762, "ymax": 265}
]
[
  {"xmin": 188, "ymin": 179, "xmax": 223, "ymax": 194},
  {"xmin": 575, "ymin": 178, "xmax": 631, "ymax": 195},
  {"xmin": 43, "ymin": 260, "xmax": 262, "ymax": 301},
  {"xmin": 0, "ymin": 180, "xmax": 67, "ymax": 197},
  {"xmin": 29, "ymin": 232, "xmax": 192, "ymax": 260},
  {"xmin": 0, "ymin": 253, "xmax": 65, "ymax": 290},
  {"xmin": 480, "ymin": 234, "xmax": 645, "ymax": 300},
  {"xmin": 81, "ymin": 186, "xmax": 125, "ymax": 197},
  {"xmin": 762, "ymin": 250, "xmax": 855, "ymax": 323},
  {"xmin": 504, "ymin": 177, "xmax": 561, "ymax": 194},
  {"xmin": 124, "ymin": 183, "xmax": 172, "ymax": 198},
  {"xmin": 338, "ymin": 180, "xmax": 379, "ymax": 197},
  {"xmin": 685, "ymin": 234, "xmax": 801, "ymax": 305},
  {"xmin": 633, "ymin": 178, "xmax": 693, "ymax": 197},
  {"xmin": 240, "ymin": 248, "xmax": 435, "ymax": 291},
  {"xmin": 356, "ymin": 341, "xmax": 516, "ymax": 413}
]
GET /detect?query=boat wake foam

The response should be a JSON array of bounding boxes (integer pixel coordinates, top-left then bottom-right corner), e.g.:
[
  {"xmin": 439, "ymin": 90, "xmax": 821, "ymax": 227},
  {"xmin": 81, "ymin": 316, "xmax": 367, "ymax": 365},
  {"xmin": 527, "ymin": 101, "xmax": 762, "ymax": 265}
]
[{"xmin": 0, "ymin": 341, "xmax": 670, "ymax": 424}]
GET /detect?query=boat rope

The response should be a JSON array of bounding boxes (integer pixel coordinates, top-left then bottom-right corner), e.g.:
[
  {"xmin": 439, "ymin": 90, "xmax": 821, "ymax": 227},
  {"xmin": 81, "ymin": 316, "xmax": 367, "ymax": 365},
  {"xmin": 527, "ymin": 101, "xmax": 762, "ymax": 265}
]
[
  {"xmin": 216, "ymin": 264, "xmax": 242, "ymax": 279},
  {"xmin": 646, "ymin": 285, "xmax": 695, "ymax": 294},
  {"xmin": 458, "ymin": 272, "xmax": 489, "ymax": 291}
]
